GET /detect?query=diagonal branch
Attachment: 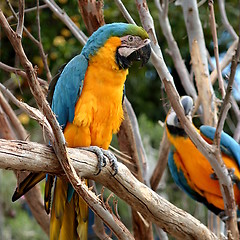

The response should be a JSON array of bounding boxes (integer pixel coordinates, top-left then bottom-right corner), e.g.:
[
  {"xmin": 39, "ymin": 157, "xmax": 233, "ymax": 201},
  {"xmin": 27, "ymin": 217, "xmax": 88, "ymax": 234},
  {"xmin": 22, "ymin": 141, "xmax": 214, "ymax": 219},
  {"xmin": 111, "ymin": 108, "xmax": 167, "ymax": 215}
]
[
  {"xmin": 16, "ymin": 0, "xmax": 24, "ymax": 37},
  {"xmin": 218, "ymin": 0, "xmax": 238, "ymax": 40},
  {"xmin": 208, "ymin": 0, "xmax": 225, "ymax": 98},
  {"xmin": 36, "ymin": 0, "xmax": 52, "ymax": 82},
  {"xmin": 0, "ymin": 62, "xmax": 48, "ymax": 90},
  {"xmin": 43, "ymin": 0, "xmax": 88, "ymax": 45}
]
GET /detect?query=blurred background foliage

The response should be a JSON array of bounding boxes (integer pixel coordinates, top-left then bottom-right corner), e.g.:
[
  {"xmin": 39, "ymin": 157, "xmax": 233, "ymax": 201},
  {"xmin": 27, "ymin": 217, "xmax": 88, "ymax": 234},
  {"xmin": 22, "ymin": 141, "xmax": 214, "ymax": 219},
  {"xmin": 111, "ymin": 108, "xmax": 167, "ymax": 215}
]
[{"xmin": 0, "ymin": 0, "xmax": 239, "ymax": 239}]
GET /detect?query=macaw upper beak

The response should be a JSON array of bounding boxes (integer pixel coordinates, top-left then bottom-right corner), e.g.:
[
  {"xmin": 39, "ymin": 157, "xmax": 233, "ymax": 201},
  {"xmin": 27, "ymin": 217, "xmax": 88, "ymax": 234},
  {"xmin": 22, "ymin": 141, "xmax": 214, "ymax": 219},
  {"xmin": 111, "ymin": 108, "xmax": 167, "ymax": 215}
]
[
  {"xmin": 116, "ymin": 38, "xmax": 151, "ymax": 69},
  {"xmin": 166, "ymin": 96, "xmax": 194, "ymax": 134},
  {"xmin": 181, "ymin": 96, "xmax": 193, "ymax": 117},
  {"xmin": 127, "ymin": 39, "xmax": 151, "ymax": 67}
]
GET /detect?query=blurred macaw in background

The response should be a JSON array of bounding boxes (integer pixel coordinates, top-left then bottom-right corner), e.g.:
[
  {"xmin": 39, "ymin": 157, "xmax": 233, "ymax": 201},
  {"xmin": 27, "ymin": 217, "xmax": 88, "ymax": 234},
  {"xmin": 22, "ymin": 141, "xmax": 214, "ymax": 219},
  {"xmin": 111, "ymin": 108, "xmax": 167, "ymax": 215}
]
[
  {"xmin": 166, "ymin": 96, "xmax": 240, "ymax": 217},
  {"xmin": 12, "ymin": 23, "xmax": 151, "ymax": 239}
]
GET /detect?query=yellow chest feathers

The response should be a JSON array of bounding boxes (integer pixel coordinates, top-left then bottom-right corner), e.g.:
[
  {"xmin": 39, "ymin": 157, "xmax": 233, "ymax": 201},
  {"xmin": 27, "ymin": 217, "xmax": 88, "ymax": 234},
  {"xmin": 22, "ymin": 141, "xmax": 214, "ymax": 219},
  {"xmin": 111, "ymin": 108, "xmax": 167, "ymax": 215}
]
[{"xmin": 64, "ymin": 37, "xmax": 128, "ymax": 149}]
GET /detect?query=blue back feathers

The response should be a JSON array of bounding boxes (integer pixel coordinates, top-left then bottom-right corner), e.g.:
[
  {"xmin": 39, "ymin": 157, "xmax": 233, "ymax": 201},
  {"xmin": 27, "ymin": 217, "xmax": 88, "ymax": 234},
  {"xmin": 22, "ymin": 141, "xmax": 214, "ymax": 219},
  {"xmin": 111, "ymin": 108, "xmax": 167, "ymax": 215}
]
[
  {"xmin": 200, "ymin": 125, "xmax": 240, "ymax": 168},
  {"xmin": 51, "ymin": 54, "xmax": 88, "ymax": 129}
]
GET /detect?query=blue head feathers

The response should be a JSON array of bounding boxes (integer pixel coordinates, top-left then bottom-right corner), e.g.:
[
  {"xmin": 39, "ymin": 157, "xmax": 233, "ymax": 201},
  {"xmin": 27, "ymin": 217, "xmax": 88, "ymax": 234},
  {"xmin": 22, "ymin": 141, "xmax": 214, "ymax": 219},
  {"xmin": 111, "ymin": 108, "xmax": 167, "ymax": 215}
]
[{"xmin": 81, "ymin": 23, "xmax": 149, "ymax": 60}]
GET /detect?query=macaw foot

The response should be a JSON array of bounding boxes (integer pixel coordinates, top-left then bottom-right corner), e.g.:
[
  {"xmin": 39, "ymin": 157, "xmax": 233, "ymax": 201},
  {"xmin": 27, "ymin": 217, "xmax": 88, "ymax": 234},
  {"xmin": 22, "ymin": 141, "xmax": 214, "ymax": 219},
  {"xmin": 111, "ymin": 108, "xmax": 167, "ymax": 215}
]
[
  {"xmin": 210, "ymin": 168, "xmax": 240, "ymax": 186},
  {"xmin": 81, "ymin": 146, "xmax": 118, "ymax": 176},
  {"xmin": 218, "ymin": 211, "xmax": 229, "ymax": 222},
  {"xmin": 228, "ymin": 169, "xmax": 240, "ymax": 189}
]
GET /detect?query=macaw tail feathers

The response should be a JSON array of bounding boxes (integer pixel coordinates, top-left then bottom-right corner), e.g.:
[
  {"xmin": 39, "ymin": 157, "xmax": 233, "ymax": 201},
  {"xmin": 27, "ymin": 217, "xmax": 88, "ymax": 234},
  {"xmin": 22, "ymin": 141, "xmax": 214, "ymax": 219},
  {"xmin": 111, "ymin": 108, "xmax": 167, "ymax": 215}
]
[
  {"xmin": 75, "ymin": 182, "xmax": 88, "ymax": 240},
  {"xmin": 50, "ymin": 178, "xmax": 88, "ymax": 240},
  {"xmin": 45, "ymin": 174, "xmax": 54, "ymax": 214},
  {"xmin": 12, "ymin": 172, "xmax": 46, "ymax": 202}
]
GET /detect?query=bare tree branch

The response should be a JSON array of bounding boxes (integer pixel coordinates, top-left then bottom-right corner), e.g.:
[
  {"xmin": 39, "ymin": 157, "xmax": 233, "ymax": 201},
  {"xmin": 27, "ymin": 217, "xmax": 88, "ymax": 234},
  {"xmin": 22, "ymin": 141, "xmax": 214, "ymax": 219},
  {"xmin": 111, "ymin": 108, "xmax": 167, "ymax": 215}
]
[
  {"xmin": 154, "ymin": 0, "xmax": 197, "ymax": 101},
  {"xmin": 218, "ymin": 0, "xmax": 238, "ymax": 40},
  {"xmin": 176, "ymin": 0, "xmax": 216, "ymax": 125},
  {"xmin": 191, "ymin": 40, "xmax": 216, "ymax": 125},
  {"xmin": 36, "ymin": 0, "xmax": 52, "ymax": 82},
  {"xmin": 114, "ymin": 0, "xmax": 136, "ymax": 24},
  {"xmin": 0, "ymin": 62, "xmax": 48, "ymax": 90},
  {"xmin": 150, "ymin": 127, "xmax": 170, "ymax": 191},
  {"xmin": 0, "ymin": 91, "xmax": 28, "ymax": 140},
  {"xmin": 78, "ymin": 0, "xmax": 105, "ymax": 35},
  {"xmin": 215, "ymin": 37, "xmax": 240, "ymax": 145},
  {"xmin": 210, "ymin": 40, "xmax": 239, "ymax": 84},
  {"xmin": 7, "ymin": 4, "xmax": 48, "ymax": 22},
  {"xmin": 0, "ymin": 139, "xmax": 218, "ymax": 240},
  {"xmin": 118, "ymin": 99, "xmax": 153, "ymax": 240},
  {"xmin": 5, "ymin": 1, "xmax": 52, "ymax": 84},
  {"xmin": 16, "ymin": 0, "xmax": 24, "ymax": 37}
]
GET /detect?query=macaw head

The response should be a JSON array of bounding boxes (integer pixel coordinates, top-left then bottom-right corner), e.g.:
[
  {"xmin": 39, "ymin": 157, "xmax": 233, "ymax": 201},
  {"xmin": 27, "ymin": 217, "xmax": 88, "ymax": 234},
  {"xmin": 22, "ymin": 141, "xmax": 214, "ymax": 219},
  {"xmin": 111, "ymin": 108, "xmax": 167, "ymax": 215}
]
[
  {"xmin": 166, "ymin": 96, "xmax": 194, "ymax": 136},
  {"xmin": 82, "ymin": 23, "xmax": 151, "ymax": 69}
]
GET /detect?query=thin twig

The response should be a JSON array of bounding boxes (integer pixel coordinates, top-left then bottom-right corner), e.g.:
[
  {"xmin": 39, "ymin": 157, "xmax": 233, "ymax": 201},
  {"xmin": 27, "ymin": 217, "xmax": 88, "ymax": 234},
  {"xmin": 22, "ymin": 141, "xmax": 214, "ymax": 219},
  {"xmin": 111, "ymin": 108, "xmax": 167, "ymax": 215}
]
[
  {"xmin": 150, "ymin": 127, "xmax": 170, "ymax": 191},
  {"xmin": 7, "ymin": 0, "xmax": 52, "ymax": 83},
  {"xmin": 208, "ymin": 0, "xmax": 225, "ymax": 98},
  {"xmin": 36, "ymin": 0, "xmax": 52, "ymax": 82},
  {"xmin": 0, "ymin": 62, "xmax": 48, "ymax": 89},
  {"xmin": 0, "ymin": 83, "xmax": 53, "ymax": 140},
  {"xmin": 210, "ymin": 40, "xmax": 238, "ymax": 85},
  {"xmin": 43, "ymin": 0, "xmax": 88, "ymax": 45},
  {"xmin": 0, "ymin": 91, "xmax": 28, "ymax": 140},
  {"xmin": 114, "ymin": 0, "xmax": 135, "ymax": 24},
  {"xmin": 7, "ymin": 4, "xmax": 48, "ymax": 21},
  {"xmin": 215, "ymin": 37, "xmax": 240, "ymax": 145},
  {"xmin": 16, "ymin": 0, "xmax": 24, "ymax": 37},
  {"xmin": 218, "ymin": 0, "xmax": 238, "ymax": 40},
  {"xmin": 124, "ymin": 98, "xmax": 148, "ymax": 181}
]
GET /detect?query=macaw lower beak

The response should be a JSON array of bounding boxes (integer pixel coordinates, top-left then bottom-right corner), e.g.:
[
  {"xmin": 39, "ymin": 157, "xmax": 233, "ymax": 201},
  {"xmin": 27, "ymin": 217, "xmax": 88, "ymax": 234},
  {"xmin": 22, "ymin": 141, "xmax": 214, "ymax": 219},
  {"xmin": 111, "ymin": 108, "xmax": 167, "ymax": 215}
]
[
  {"xmin": 128, "ymin": 42, "xmax": 151, "ymax": 67},
  {"xmin": 116, "ymin": 39, "xmax": 151, "ymax": 69}
]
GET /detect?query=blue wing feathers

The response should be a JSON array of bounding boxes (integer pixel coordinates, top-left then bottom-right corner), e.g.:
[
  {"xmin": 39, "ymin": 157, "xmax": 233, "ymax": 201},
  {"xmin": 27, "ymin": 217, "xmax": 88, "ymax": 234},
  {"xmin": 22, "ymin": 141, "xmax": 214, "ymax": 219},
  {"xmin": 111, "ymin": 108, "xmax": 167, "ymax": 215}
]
[
  {"xmin": 200, "ymin": 125, "xmax": 240, "ymax": 168},
  {"xmin": 52, "ymin": 54, "xmax": 88, "ymax": 129},
  {"xmin": 168, "ymin": 150, "xmax": 199, "ymax": 201}
]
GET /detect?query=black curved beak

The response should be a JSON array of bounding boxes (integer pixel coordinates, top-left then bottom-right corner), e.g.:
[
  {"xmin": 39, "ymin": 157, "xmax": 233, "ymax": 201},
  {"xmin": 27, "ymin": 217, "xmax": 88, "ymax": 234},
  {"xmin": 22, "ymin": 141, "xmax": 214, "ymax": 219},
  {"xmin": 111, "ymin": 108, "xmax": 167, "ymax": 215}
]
[
  {"xmin": 116, "ymin": 39, "xmax": 151, "ymax": 69},
  {"xmin": 128, "ymin": 42, "xmax": 151, "ymax": 67},
  {"xmin": 181, "ymin": 96, "xmax": 193, "ymax": 116},
  {"xmin": 166, "ymin": 96, "xmax": 193, "ymax": 136}
]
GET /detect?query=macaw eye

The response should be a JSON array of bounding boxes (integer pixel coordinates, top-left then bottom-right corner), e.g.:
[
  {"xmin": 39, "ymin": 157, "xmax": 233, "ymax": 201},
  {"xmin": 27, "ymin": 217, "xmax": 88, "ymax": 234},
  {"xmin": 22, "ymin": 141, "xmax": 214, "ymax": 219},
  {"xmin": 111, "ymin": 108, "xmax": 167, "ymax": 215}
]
[{"xmin": 128, "ymin": 36, "xmax": 134, "ymax": 42}]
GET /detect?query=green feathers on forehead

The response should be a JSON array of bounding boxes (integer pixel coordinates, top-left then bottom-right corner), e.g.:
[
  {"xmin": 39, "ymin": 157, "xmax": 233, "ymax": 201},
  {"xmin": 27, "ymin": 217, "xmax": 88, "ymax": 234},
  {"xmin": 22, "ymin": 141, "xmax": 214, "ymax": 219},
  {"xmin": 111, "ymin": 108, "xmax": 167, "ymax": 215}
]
[
  {"xmin": 82, "ymin": 23, "xmax": 149, "ymax": 59},
  {"xmin": 123, "ymin": 24, "xmax": 149, "ymax": 39}
]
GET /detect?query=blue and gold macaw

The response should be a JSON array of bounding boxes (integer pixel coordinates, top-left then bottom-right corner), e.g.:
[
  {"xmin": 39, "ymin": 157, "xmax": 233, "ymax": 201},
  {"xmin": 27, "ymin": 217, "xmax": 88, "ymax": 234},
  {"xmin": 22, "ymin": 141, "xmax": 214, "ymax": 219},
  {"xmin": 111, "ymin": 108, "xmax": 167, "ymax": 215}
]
[
  {"xmin": 166, "ymin": 96, "xmax": 240, "ymax": 217},
  {"xmin": 12, "ymin": 23, "xmax": 151, "ymax": 239}
]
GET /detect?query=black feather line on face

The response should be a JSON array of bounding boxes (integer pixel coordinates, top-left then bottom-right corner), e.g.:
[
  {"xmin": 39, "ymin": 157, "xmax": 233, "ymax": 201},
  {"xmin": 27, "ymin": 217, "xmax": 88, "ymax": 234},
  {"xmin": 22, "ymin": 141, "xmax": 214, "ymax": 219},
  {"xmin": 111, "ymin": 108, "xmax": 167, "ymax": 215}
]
[
  {"xmin": 166, "ymin": 124, "xmax": 188, "ymax": 137},
  {"xmin": 116, "ymin": 48, "xmax": 132, "ymax": 69}
]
